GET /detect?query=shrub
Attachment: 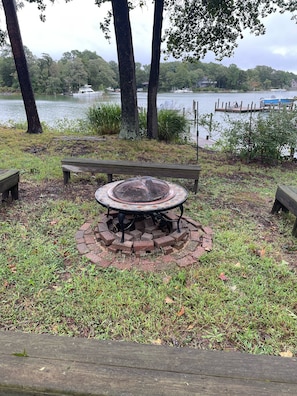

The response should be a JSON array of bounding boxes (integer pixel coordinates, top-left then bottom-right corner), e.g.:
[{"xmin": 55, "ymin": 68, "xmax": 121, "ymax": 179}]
[
  {"xmin": 87, "ymin": 104, "xmax": 190, "ymax": 142},
  {"xmin": 157, "ymin": 109, "xmax": 190, "ymax": 143},
  {"xmin": 217, "ymin": 108, "xmax": 297, "ymax": 163},
  {"xmin": 87, "ymin": 104, "xmax": 121, "ymax": 135}
]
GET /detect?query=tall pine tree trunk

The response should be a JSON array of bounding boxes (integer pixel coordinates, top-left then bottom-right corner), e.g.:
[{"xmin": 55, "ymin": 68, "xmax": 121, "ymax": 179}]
[
  {"xmin": 111, "ymin": 0, "xmax": 139, "ymax": 139},
  {"xmin": 147, "ymin": 0, "xmax": 164, "ymax": 139},
  {"xmin": 2, "ymin": 0, "xmax": 42, "ymax": 134}
]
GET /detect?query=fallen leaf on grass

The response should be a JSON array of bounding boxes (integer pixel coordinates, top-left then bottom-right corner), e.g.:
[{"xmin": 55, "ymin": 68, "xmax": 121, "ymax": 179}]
[
  {"xmin": 254, "ymin": 247, "xmax": 266, "ymax": 257},
  {"xmin": 219, "ymin": 272, "xmax": 229, "ymax": 281},
  {"xmin": 280, "ymin": 350, "xmax": 293, "ymax": 358},
  {"xmin": 151, "ymin": 339, "xmax": 162, "ymax": 345},
  {"xmin": 165, "ymin": 296, "xmax": 174, "ymax": 304},
  {"xmin": 8, "ymin": 264, "xmax": 17, "ymax": 273},
  {"xmin": 177, "ymin": 306, "xmax": 185, "ymax": 317},
  {"xmin": 163, "ymin": 275, "xmax": 172, "ymax": 285}
]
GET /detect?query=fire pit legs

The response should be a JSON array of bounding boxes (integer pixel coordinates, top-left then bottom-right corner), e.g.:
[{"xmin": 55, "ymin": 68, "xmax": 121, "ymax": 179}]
[
  {"xmin": 117, "ymin": 203, "xmax": 184, "ymax": 243},
  {"xmin": 177, "ymin": 204, "xmax": 184, "ymax": 233},
  {"xmin": 118, "ymin": 212, "xmax": 126, "ymax": 243},
  {"xmin": 95, "ymin": 178, "xmax": 188, "ymax": 244}
]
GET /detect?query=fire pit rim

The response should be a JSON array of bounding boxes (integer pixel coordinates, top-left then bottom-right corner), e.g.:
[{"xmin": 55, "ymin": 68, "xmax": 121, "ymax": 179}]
[{"xmin": 95, "ymin": 179, "xmax": 188, "ymax": 213}]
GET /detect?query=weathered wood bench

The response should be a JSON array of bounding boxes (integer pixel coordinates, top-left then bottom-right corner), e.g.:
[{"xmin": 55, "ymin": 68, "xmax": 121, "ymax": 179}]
[
  {"xmin": 0, "ymin": 169, "xmax": 19, "ymax": 201},
  {"xmin": 61, "ymin": 158, "xmax": 201, "ymax": 193},
  {"xmin": 271, "ymin": 185, "xmax": 297, "ymax": 236},
  {"xmin": 1, "ymin": 331, "xmax": 297, "ymax": 395}
]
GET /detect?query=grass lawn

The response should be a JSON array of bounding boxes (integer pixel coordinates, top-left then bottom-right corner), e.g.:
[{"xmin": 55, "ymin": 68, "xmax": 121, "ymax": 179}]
[{"xmin": 0, "ymin": 126, "xmax": 296, "ymax": 357}]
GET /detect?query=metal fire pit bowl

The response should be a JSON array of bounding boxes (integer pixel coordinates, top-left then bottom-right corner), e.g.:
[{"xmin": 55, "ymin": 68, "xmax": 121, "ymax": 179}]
[
  {"xmin": 108, "ymin": 176, "xmax": 175, "ymax": 204},
  {"xmin": 95, "ymin": 177, "xmax": 188, "ymax": 242}
]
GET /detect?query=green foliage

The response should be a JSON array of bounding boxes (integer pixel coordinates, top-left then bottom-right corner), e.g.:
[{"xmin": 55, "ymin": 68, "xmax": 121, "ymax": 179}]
[
  {"xmin": 157, "ymin": 109, "xmax": 190, "ymax": 143},
  {"xmin": 1, "ymin": 45, "xmax": 297, "ymax": 93},
  {"xmin": 166, "ymin": 1, "xmax": 297, "ymax": 61},
  {"xmin": 217, "ymin": 108, "xmax": 297, "ymax": 163},
  {"xmin": 87, "ymin": 105, "xmax": 189, "ymax": 142},
  {"xmin": 12, "ymin": 349, "xmax": 29, "ymax": 358},
  {"xmin": 87, "ymin": 104, "xmax": 122, "ymax": 135}
]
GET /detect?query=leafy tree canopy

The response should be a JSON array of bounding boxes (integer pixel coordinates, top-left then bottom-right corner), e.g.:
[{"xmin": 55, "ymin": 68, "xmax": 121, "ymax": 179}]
[{"xmin": 165, "ymin": 0, "xmax": 297, "ymax": 60}]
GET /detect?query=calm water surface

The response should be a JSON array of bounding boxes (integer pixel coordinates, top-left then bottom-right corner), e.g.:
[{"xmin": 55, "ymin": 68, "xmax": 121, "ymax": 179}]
[{"xmin": 1, "ymin": 90, "xmax": 296, "ymax": 141}]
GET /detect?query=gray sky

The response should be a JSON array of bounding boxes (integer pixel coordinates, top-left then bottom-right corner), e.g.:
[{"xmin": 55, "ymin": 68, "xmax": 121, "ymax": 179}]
[{"xmin": 16, "ymin": 0, "xmax": 297, "ymax": 73}]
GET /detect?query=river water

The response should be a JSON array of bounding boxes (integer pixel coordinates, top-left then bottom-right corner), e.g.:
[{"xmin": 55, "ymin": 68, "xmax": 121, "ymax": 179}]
[{"xmin": 1, "ymin": 90, "xmax": 296, "ymax": 141}]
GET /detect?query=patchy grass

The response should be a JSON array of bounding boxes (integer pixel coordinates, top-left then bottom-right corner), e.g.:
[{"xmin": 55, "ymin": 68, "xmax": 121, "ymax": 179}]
[{"xmin": 0, "ymin": 126, "xmax": 297, "ymax": 357}]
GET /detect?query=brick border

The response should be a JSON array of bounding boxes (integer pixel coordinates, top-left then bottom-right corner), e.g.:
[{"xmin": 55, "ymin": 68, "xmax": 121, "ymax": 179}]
[{"xmin": 75, "ymin": 212, "xmax": 213, "ymax": 272}]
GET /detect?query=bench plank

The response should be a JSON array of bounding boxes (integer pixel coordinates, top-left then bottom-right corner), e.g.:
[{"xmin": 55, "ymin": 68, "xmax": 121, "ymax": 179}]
[
  {"xmin": 271, "ymin": 185, "xmax": 297, "ymax": 236},
  {"xmin": 0, "ymin": 331, "xmax": 296, "ymax": 395},
  {"xmin": 61, "ymin": 158, "xmax": 201, "ymax": 193},
  {"xmin": 0, "ymin": 169, "xmax": 19, "ymax": 200}
]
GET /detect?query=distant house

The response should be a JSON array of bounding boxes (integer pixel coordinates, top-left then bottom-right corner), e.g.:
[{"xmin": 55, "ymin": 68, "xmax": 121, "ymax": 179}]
[
  {"xmin": 196, "ymin": 77, "xmax": 217, "ymax": 88},
  {"xmin": 291, "ymin": 79, "xmax": 297, "ymax": 89}
]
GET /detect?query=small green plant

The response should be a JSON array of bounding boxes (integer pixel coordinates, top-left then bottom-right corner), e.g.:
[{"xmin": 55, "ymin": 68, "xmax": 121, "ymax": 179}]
[
  {"xmin": 157, "ymin": 109, "xmax": 190, "ymax": 143},
  {"xmin": 12, "ymin": 349, "xmax": 29, "ymax": 357},
  {"xmin": 87, "ymin": 104, "xmax": 121, "ymax": 135}
]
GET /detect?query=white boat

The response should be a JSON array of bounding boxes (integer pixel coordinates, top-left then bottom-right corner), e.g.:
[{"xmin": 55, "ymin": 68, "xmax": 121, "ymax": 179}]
[
  {"xmin": 73, "ymin": 84, "xmax": 102, "ymax": 96},
  {"xmin": 173, "ymin": 88, "xmax": 193, "ymax": 93},
  {"xmin": 105, "ymin": 87, "xmax": 121, "ymax": 94}
]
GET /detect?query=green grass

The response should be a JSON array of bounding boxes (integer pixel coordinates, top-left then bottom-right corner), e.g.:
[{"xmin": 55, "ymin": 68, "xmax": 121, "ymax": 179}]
[{"xmin": 0, "ymin": 126, "xmax": 296, "ymax": 357}]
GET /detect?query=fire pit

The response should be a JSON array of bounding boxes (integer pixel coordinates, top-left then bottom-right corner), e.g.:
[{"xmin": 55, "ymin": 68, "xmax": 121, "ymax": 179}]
[{"xmin": 95, "ymin": 177, "xmax": 188, "ymax": 242}]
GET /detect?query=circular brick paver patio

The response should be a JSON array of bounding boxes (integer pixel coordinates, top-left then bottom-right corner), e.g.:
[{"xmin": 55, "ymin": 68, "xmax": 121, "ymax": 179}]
[{"xmin": 75, "ymin": 211, "xmax": 213, "ymax": 272}]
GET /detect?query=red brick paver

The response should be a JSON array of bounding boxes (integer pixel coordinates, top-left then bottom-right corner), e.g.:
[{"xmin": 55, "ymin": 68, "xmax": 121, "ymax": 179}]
[{"xmin": 75, "ymin": 211, "xmax": 213, "ymax": 272}]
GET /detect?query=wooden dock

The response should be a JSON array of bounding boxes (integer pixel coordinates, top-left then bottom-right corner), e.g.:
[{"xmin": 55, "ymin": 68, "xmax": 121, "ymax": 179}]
[
  {"xmin": 214, "ymin": 99, "xmax": 263, "ymax": 113},
  {"xmin": 0, "ymin": 331, "xmax": 296, "ymax": 395}
]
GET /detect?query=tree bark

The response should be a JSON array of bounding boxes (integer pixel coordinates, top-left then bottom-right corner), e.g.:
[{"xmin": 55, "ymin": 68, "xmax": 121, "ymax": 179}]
[
  {"xmin": 147, "ymin": 0, "xmax": 164, "ymax": 139},
  {"xmin": 111, "ymin": 0, "xmax": 139, "ymax": 139},
  {"xmin": 2, "ymin": 0, "xmax": 42, "ymax": 134}
]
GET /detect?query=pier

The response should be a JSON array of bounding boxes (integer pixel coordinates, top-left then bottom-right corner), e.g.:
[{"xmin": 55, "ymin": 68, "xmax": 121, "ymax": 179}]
[{"xmin": 215, "ymin": 99, "xmax": 263, "ymax": 113}]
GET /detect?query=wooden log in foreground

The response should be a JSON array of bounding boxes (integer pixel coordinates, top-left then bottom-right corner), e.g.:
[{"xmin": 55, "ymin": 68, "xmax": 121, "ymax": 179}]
[{"xmin": 0, "ymin": 331, "xmax": 296, "ymax": 395}]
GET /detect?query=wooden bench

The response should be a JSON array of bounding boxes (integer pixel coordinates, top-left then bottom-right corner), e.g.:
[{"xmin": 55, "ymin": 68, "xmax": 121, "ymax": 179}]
[
  {"xmin": 61, "ymin": 158, "xmax": 201, "ymax": 193},
  {"xmin": 0, "ymin": 169, "xmax": 19, "ymax": 201},
  {"xmin": 1, "ymin": 331, "xmax": 297, "ymax": 395},
  {"xmin": 271, "ymin": 185, "xmax": 297, "ymax": 236}
]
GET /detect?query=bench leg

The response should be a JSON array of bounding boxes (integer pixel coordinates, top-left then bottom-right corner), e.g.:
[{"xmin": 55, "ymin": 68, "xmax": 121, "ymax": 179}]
[
  {"xmin": 107, "ymin": 174, "xmax": 113, "ymax": 183},
  {"xmin": 271, "ymin": 199, "xmax": 288, "ymax": 214},
  {"xmin": 63, "ymin": 171, "xmax": 71, "ymax": 185},
  {"xmin": 11, "ymin": 184, "xmax": 19, "ymax": 200},
  {"xmin": 2, "ymin": 190, "xmax": 9, "ymax": 201},
  {"xmin": 1, "ymin": 185, "xmax": 18, "ymax": 201},
  {"xmin": 292, "ymin": 219, "xmax": 297, "ymax": 237},
  {"xmin": 194, "ymin": 179, "xmax": 198, "ymax": 194}
]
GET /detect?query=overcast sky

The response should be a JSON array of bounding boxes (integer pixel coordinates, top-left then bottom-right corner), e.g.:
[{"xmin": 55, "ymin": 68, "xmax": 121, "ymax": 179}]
[{"xmin": 14, "ymin": 0, "xmax": 297, "ymax": 73}]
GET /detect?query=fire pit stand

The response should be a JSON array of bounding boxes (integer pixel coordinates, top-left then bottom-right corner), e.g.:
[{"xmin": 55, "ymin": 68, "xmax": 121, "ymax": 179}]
[{"xmin": 95, "ymin": 177, "xmax": 188, "ymax": 243}]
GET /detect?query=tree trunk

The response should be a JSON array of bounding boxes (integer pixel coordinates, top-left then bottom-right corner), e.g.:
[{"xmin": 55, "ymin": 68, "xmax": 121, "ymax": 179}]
[
  {"xmin": 111, "ymin": 0, "xmax": 139, "ymax": 139},
  {"xmin": 147, "ymin": 0, "xmax": 164, "ymax": 139},
  {"xmin": 2, "ymin": 0, "xmax": 42, "ymax": 134}
]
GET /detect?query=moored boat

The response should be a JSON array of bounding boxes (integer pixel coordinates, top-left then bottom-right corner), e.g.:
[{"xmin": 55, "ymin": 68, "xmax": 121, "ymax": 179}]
[
  {"xmin": 73, "ymin": 84, "xmax": 102, "ymax": 96},
  {"xmin": 173, "ymin": 88, "xmax": 193, "ymax": 93},
  {"xmin": 260, "ymin": 96, "xmax": 296, "ymax": 108}
]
